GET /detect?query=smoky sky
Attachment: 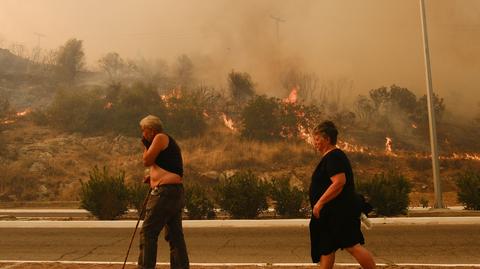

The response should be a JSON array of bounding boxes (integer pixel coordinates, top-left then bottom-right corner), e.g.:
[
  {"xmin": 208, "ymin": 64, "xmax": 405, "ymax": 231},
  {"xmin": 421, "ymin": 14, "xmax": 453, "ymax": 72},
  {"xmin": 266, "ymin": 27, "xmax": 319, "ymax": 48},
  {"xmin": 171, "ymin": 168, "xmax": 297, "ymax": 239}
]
[{"xmin": 0, "ymin": 0, "xmax": 479, "ymax": 117}]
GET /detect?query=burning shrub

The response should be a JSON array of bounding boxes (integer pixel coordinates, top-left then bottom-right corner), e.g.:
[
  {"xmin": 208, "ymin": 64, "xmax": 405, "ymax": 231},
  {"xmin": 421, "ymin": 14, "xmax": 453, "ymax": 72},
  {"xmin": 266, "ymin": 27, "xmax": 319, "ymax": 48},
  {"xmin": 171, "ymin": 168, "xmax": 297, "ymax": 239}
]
[
  {"xmin": 456, "ymin": 170, "xmax": 480, "ymax": 210},
  {"xmin": 240, "ymin": 94, "xmax": 321, "ymax": 142},
  {"xmin": 79, "ymin": 166, "xmax": 129, "ymax": 220},
  {"xmin": 162, "ymin": 89, "xmax": 209, "ymax": 138},
  {"xmin": 215, "ymin": 170, "xmax": 269, "ymax": 219},
  {"xmin": 269, "ymin": 177, "xmax": 307, "ymax": 218},
  {"xmin": 357, "ymin": 170, "xmax": 411, "ymax": 216},
  {"xmin": 185, "ymin": 182, "xmax": 215, "ymax": 219}
]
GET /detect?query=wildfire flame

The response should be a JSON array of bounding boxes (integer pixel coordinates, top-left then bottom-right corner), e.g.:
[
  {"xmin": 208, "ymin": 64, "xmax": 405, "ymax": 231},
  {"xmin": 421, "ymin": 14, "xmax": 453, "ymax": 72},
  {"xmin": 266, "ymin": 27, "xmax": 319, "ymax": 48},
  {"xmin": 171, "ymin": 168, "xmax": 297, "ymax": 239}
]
[
  {"xmin": 385, "ymin": 137, "xmax": 394, "ymax": 155},
  {"xmin": 284, "ymin": 86, "xmax": 298, "ymax": 104},
  {"xmin": 104, "ymin": 102, "xmax": 113, "ymax": 109},
  {"xmin": 2, "ymin": 108, "xmax": 32, "ymax": 125},
  {"xmin": 221, "ymin": 113, "xmax": 237, "ymax": 132},
  {"xmin": 160, "ymin": 89, "xmax": 182, "ymax": 107},
  {"xmin": 338, "ymin": 141, "xmax": 369, "ymax": 154},
  {"xmin": 441, "ymin": 153, "xmax": 480, "ymax": 161},
  {"xmin": 298, "ymin": 125, "xmax": 314, "ymax": 145},
  {"xmin": 16, "ymin": 108, "xmax": 32, "ymax": 117}
]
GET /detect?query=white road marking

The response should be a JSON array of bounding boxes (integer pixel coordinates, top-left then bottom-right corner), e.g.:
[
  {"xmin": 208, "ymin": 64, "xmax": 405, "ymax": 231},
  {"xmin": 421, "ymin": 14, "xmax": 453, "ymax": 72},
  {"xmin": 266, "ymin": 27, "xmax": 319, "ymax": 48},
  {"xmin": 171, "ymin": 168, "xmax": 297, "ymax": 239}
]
[{"xmin": 1, "ymin": 260, "xmax": 480, "ymax": 267}]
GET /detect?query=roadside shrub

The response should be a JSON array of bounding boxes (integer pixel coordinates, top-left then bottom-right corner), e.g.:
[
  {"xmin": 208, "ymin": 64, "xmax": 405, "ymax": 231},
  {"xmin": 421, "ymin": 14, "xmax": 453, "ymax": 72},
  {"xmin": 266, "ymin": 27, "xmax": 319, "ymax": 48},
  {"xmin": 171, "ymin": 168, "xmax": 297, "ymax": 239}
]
[
  {"xmin": 128, "ymin": 181, "xmax": 150, "ymax": 216},
  {"xmin": 80, "ymin": 166, "xmax": 129, "ymax": 220},
  {"xmin": 456, "ymin": 170, "xmax": 480, "ymax": 210},
  {"xmin": 215, "ymin": 170, "xmax": 269, "ymax": 219},
  {"xmin": 185, "ymin": 182, "xmax": 215, "ymax": 219},
  {"xmin": 269, "ymin": 177, "xmax": 306, "ymax": 218},
  {"xmin": 357, "ymin": 171, "xmax": 411, "ymax": 216}
]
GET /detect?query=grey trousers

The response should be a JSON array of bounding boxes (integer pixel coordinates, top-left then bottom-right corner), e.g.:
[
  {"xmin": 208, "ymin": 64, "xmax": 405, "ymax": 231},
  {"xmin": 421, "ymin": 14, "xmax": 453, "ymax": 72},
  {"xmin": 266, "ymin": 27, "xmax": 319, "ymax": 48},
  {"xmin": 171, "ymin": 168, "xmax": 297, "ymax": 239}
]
[{"xmin": 138, "ymin": 184, "xmax": 189, "ymax": 269}]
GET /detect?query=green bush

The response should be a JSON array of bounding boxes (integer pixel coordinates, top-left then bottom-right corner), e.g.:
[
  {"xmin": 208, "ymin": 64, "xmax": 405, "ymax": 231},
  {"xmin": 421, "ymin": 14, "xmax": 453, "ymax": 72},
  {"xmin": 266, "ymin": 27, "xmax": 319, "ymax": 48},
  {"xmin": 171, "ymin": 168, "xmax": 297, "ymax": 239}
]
[
  {"xmin": 215, "ymin": 171, "xmax": 269, "ymax": 219},
  {"xmin": 357, "ymin": 171, "xmax": 411, "ymax": 216},
  {"xmin": 269, "ymin": 177, "xmax": 306, "ymax": 218},
  {"xmin": 163, "ymin": 89, "xmax": 208, "ymax": 138},
  {"xmin": 185, "ymin": 182, "xmax": 215, "ymax": 219},
  {"xmin": 456, "ymin": 170, "xmax": 480, "ymax": 210},
  {"xmin": 240, "ymin": 95, "xmax": 282, "ymax": 141},
  {"xmin": 80, "ymin": 166, "xmax": 130, "ymax": 220},
  {"xmin": 128, "ymin": 181, "xmax": 150, "ymax": 216}
]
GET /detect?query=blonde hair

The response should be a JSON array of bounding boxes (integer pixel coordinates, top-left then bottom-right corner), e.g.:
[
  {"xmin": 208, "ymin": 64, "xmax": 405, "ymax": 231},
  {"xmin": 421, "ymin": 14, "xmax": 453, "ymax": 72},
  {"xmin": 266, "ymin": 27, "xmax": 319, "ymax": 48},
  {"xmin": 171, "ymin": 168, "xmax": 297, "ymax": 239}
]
[{"xmin": 139, "ymin": 115, "xmax": 164, "ymax": 132}]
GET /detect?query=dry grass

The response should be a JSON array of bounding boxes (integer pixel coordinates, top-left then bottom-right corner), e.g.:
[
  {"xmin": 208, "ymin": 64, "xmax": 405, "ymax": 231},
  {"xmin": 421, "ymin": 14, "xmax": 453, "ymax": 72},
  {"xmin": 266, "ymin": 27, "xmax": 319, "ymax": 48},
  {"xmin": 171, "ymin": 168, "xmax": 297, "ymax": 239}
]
[{"xmin": 182, "ymin": 127, "xmax": 317, "ymax": 173}]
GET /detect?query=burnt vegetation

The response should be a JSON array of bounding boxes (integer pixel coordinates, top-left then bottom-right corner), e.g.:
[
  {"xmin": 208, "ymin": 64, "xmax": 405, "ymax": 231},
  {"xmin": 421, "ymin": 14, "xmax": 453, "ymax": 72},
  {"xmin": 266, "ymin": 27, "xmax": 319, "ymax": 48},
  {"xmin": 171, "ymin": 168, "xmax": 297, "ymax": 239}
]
[{"xmin": 0, "ymin": 39, "xmax": 479, "ymax": 210}]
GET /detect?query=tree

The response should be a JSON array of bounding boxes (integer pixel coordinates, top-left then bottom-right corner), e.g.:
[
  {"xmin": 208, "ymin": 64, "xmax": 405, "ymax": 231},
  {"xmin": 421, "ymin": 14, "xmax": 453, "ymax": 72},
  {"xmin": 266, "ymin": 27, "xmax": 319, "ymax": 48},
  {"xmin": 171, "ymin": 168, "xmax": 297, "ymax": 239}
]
[
  {"xmin": 389, "ymin": 85, "xmax": 417, "ymax": 114},
  {"xmin": 98, "ymin": 52, "xmax": 125, "ymax": 84},
  {"xmin": 56, "ymin": 38, "xmax": 85, "ymax": 82},
  {"xmin": 354, "ymin": 95, "xmax": 375, "ymax": 122},
  {"xmin": 412, "ymin": 93, "xmax": 445, "ymax": 126},
  {"xmin": 228, "ymin": 70, "xmax": 255, "ymax": 103}
]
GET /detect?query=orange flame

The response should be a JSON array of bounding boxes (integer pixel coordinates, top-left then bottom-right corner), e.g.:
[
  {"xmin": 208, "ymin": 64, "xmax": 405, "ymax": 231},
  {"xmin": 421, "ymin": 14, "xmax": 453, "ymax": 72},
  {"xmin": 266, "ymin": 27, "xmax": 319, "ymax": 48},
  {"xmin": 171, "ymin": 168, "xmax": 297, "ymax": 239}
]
[
  {"xmin": 16, "ymin": 108, "xmax": 31, "ymax": 117},
  {"xmin": 104, "ymin": 102, "xmax": 113, "ymax": 109},
  {"xmin": 284, "ymin": 86, "xmax": 298, "ymax": 104},
  {"xmin": 338, "ymin": 141, "xmax": 369, "ymax": 154},
  {"xmin": 221, "ymin": 113, "xmax": 237, "ymax": 132},
  {"xmin": 385, "ymin": 137, "xmax": 395, "ymax": 155}
]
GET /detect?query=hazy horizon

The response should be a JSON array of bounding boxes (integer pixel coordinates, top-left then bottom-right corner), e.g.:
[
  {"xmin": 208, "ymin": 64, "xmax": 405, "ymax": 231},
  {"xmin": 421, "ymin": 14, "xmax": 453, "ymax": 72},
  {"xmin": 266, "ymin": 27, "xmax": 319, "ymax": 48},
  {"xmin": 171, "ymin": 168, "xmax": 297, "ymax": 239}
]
[{"xmin": 1, "ymin": 0, "xmax": 479, "ymax": 117}]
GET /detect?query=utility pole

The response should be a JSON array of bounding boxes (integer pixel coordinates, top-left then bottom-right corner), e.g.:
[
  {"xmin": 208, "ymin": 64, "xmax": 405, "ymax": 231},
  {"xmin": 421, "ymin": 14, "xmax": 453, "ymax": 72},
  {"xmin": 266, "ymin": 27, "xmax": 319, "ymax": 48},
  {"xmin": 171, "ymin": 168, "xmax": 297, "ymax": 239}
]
[
  {"xmin": 419, "ymin": 0, "xmax": 444, "ymax": 209},
  {"xmin": 270, "ymin": 15, "xmax": 286, "ymax": 42},
  {"xmin": 33, "ymin": 32, "xmax": 46, "ymax": 47}
]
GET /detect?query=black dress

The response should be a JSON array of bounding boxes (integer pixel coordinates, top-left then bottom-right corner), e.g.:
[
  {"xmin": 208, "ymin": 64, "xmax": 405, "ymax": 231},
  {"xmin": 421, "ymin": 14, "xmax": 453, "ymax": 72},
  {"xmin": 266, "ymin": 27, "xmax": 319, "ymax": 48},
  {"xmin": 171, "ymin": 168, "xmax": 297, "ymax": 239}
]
[{"xmin": 309, "ymin": 148, "xmax": 364, "ymax": 262}]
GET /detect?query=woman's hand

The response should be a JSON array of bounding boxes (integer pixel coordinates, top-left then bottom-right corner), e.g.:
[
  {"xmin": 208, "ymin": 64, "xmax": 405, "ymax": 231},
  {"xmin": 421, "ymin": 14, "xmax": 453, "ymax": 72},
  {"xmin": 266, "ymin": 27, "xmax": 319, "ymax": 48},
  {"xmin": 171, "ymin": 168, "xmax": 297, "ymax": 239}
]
[{"xmin": 313, "ymin": 201, "xmax": 324, "ymax": 218}]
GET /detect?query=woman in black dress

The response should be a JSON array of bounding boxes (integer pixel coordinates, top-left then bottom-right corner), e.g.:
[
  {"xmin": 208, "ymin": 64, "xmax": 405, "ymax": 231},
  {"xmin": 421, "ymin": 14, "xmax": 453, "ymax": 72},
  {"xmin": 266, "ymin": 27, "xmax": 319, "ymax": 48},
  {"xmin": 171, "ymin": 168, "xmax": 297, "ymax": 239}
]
[{"xmin": 309, "ymin": 121, "xmax": 375, "ymax": 269}]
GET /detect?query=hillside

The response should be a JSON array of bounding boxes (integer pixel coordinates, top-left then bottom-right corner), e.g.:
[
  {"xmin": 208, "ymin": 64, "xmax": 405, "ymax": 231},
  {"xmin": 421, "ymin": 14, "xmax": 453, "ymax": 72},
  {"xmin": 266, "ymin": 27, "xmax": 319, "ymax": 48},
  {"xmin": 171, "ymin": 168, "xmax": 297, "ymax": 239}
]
[{"xmin": 1, "ymin": 114, "xmax": 475, "ymax": 207}]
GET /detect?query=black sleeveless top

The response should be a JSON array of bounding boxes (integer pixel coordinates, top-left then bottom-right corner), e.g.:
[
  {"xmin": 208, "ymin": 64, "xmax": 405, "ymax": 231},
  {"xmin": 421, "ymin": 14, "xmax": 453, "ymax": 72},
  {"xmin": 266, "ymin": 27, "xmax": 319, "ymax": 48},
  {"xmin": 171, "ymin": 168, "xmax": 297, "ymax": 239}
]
[
  {"xmin": 309, "ymin": 148, "xmax": 357, "ymax": 216},
  {"xmin": 145, "ymin": 134, "xmax": 183, "ymax": 177}
]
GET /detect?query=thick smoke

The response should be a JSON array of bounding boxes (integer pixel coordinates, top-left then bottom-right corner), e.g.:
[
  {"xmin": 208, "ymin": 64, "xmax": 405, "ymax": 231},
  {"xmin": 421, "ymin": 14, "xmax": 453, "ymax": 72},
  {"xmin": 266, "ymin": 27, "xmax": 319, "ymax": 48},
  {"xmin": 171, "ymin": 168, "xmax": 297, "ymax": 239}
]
[{"xmin": 0, "ymin": 0, "xmax": 479, "ymax": 117}]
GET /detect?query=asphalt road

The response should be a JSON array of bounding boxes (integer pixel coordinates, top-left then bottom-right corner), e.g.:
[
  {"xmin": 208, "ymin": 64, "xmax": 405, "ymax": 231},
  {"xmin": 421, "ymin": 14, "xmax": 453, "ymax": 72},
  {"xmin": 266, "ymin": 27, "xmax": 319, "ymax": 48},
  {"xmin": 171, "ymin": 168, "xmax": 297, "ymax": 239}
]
[{"xmin": 1, "ymin": 224, "xmax": 479, "ymax": 265}]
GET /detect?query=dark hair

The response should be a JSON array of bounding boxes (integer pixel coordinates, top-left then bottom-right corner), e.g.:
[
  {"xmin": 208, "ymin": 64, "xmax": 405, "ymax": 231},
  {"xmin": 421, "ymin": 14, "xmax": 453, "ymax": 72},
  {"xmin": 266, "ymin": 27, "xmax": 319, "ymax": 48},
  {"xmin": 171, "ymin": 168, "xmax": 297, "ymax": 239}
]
[{"xmin": 314, "ymin": 120, "xmax": 338, "ymax": 145}]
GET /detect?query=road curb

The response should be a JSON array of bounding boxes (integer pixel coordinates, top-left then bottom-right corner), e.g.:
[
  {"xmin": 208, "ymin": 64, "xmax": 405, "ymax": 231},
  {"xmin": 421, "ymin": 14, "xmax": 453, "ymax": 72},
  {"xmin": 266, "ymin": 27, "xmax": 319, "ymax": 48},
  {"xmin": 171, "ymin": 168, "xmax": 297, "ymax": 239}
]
[{"xmin": 1, "ymin": 217, "xmax": 480, "ymax": 228}]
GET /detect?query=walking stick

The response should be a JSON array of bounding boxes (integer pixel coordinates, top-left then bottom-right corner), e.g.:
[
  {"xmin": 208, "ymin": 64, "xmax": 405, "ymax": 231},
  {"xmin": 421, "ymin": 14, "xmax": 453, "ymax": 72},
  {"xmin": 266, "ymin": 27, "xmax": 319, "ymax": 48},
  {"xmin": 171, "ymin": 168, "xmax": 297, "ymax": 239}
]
[{"xmin": 122, "ymin": 188, "xmax": 151, "ymax": 269}]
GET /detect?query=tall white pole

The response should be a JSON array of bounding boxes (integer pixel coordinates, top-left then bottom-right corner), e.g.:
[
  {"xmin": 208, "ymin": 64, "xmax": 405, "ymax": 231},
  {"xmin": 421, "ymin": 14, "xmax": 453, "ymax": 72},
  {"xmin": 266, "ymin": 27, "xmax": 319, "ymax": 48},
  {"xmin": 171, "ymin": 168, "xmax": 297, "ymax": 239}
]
[{"xmin": 419, "ymin": 0, "xmax": 444, "ymax": 208}]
